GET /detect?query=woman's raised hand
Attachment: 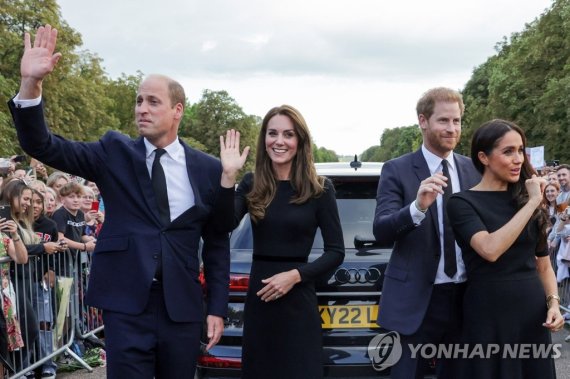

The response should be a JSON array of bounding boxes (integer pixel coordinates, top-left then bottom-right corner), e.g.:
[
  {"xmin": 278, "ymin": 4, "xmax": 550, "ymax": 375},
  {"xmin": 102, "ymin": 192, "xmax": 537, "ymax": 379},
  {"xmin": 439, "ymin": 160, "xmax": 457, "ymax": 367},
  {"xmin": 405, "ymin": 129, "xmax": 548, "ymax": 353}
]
[
  {"xmin": 525, "ymin": 175, "xmax": 547, "ymax": 205},
  {"xmin": 220, "ymin": 129, "xmax": 250, "ymax": 188}
]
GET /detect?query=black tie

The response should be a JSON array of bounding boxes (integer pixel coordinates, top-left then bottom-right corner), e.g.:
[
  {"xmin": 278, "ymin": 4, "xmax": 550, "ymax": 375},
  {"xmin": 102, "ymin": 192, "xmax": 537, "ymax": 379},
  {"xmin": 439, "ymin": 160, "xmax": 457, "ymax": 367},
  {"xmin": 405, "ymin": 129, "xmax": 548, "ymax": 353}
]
[
  {"xmin": 152, "ymin": 148, "xmax": 170, "ymax": 226},
  {"xmin": 441, "ymin": 159, "xmax": 457, "ymax": 278}
]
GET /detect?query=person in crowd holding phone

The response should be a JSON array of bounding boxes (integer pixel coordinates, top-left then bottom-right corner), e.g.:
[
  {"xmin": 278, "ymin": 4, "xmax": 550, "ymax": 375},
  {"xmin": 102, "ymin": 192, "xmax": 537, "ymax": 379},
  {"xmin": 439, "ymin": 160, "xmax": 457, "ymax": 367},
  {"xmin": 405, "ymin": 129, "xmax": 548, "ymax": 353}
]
[
  {"xmin": 80, "ymin": 185, "xmax": 104, "ymax": 238},
  {"xmin": 373, "ymin": 88, "xmax": 480, "ymax": 378},
  {"xmin": 0, "ymin": 179, "xmax": 42, "ymax": 373},
  {"xmin": 30, "ymin": 159, "xmax": 49, "ymax": 183},
  {"xmin": 447, "ymin": 119, "xmax": 563, "ymax": 378},
  {"xmin": 220, "ymin": 106, "xmax": 345, "ymax": 378},
  {"xmin": 9, "ymin": 24, "xmax": 234, "ymax": 378},
  {"xmin": 0, "ymin": 210, "xmax": 28, "ymax": 377}
]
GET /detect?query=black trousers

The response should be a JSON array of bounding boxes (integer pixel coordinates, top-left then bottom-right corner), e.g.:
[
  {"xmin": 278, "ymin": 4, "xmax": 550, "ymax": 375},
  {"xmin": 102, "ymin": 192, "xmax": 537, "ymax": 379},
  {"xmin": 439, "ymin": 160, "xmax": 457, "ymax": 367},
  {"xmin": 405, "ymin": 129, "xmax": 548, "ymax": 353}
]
[
  {"xmin": 389, "ymin": 282, "xmax": 465, "ymax": 379},
  {"xmin": 103, "ymin": 282, "xmax": 202, "ymax": 379}
]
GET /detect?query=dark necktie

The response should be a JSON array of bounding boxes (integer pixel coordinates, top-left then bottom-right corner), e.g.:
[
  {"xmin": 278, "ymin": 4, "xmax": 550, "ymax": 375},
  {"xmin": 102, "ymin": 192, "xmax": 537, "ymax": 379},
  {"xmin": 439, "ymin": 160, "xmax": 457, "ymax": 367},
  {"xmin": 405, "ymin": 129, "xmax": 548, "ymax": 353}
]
[
  {"xmin": 441, "ymin": 159, "xmax": 457, "ymax": 278},
  {"xmin": 152, "ymin": 148, "xmax": 170, "ymax": 226}
]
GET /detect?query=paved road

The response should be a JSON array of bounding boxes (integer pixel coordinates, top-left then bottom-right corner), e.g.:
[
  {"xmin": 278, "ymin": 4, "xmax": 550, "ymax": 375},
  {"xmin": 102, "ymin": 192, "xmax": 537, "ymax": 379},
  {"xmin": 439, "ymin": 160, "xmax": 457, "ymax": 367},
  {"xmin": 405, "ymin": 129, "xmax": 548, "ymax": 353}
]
[{"xmin": 56, "ymin": 331, "xmax": 570, "ymax": 378}]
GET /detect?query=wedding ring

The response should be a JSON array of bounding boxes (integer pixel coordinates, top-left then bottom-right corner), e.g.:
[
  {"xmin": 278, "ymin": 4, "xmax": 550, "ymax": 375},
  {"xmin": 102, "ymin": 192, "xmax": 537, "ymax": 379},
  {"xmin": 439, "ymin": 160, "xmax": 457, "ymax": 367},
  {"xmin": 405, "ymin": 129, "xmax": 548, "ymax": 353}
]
[{"xmin": 274, "ymin": 294, "xmax": 280, "ymax": 300}]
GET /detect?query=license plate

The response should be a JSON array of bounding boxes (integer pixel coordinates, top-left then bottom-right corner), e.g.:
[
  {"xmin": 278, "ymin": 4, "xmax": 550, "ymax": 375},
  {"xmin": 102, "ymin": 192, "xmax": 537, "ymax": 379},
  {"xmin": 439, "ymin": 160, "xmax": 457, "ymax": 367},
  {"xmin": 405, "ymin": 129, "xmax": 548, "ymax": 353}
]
[{"xmin": 319, "ymin": 304, "xmax": 379, "ymax": 329}]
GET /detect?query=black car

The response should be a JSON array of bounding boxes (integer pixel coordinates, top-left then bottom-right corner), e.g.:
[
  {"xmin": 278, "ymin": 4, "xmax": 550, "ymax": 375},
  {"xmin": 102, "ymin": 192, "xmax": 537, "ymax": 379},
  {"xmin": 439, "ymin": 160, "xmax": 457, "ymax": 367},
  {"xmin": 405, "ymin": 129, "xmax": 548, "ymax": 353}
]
[{"xmin": 196, "ymin": 161, "xmax": 393, "ymax": 378}]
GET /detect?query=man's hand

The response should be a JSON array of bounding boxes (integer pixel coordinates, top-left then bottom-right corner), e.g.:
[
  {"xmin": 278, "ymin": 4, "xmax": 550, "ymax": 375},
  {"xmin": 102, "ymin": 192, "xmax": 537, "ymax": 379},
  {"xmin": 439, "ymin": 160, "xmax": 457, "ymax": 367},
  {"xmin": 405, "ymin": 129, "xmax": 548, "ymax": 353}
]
[
  {"xmin": 205, "ymin": 315, "xmax": 224, "ymax": 350},
  {"xmin": 415, "ymin": 173, "xmax": 447, "ymax": 211},
  {"xmin": 20, "ymin": 24, "xmax": 62, "ymax": 99}
]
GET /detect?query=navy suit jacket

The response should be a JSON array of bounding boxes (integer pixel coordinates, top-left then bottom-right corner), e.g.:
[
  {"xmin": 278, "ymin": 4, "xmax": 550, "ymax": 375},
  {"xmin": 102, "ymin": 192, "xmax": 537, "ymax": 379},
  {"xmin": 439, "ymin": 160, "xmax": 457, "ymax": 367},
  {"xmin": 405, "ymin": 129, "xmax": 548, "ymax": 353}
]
[
  {"xmin": 373, "ymin": 149, "xmax": 480, "ymax": 335},
  {"xmin": 8, "ymin": 100, "xmax": 232, "ymax": 322}
]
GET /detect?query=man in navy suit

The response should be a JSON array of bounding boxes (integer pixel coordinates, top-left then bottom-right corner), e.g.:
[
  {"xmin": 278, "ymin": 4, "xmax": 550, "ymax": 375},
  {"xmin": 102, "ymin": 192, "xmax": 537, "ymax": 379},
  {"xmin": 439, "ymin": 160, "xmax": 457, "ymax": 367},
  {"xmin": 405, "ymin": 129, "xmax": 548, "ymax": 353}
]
[
  {"xmin": 8, "ymin": 25, "xmax": 241, "ymax": 378},
  {"xmin": 373, "ymin": 88, "xmax": 480, "ymax": 378}
]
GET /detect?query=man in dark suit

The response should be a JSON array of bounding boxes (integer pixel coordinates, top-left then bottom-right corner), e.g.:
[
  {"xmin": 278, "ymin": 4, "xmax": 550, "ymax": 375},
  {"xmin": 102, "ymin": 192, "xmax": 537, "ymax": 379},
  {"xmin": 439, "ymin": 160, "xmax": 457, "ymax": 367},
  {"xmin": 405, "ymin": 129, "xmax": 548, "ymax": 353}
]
[
  {"xmin": 8, "ymin": 25, "xmax": 241, "ymax": 378},
  {"xmin": 373, "ymin": 88, "xmax": 480, "ymax": 378}
]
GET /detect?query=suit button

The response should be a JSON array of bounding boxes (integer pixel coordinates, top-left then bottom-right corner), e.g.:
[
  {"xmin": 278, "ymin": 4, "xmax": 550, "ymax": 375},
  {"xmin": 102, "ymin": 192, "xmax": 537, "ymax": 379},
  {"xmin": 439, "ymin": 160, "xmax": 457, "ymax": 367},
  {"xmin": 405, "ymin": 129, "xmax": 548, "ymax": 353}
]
[{"xmin": 153, "ymin": 254, "xmax": 158, "ymax": 259}]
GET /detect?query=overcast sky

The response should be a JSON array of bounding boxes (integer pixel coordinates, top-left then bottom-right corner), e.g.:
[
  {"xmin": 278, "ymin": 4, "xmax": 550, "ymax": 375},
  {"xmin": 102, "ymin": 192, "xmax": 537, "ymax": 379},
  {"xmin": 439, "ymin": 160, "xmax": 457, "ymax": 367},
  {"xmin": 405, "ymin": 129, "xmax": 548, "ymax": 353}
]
[{"xmin": 57, "ymin": 0, "xmax": 553, "ymax": 156}]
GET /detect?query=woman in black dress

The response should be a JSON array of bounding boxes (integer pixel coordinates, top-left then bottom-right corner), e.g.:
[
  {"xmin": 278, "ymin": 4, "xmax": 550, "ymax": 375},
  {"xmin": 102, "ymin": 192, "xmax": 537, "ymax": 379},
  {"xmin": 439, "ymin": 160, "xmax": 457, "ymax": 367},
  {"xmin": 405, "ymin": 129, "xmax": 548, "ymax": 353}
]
[
  {"xmin": 447, "ymin": 119, "xmax": 564, "ymax": 378},
  {"xmin": 221, "ymin": 105, "xmax": 345, "ymax": 378}
]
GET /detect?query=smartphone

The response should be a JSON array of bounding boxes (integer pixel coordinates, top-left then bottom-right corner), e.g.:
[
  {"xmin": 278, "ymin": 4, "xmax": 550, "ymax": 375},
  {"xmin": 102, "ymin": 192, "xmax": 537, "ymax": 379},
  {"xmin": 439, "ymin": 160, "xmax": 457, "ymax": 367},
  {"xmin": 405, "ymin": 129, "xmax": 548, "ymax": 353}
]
[
  {"xmin": 0, "ymin": 205, "xmax": 12, "ymax": 222},
  {"xmin": 12, "ymin": 155, "xmax": 26, "ymax": 163},
  {"xmin": 90, "ymin": 200, "xmax": 100, "ymax": 212}
]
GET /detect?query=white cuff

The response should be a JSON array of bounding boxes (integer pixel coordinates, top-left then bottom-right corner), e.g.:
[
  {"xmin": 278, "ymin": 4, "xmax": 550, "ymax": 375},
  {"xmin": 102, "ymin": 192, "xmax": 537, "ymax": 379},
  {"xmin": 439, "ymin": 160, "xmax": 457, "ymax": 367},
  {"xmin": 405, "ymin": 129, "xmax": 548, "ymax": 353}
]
[
  {"xmin": 410, "ymin": 202, "xmax": 426, "ymax": 225},
  {"xmin": 13, "ymin": 93, "xmax": 41, "ymax": 108}
]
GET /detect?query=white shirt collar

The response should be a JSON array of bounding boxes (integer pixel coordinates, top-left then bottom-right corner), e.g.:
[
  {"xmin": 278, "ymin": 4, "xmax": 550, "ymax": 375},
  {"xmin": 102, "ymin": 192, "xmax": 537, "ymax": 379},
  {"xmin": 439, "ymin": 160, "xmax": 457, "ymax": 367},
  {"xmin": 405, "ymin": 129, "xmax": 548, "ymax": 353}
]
[
  {"xmin": 421, "ymin": 145, "xmax": 456, "ymax": 174},
  {"xmin": 144, "ymin": 138, "xmax": 183, "ymax": 161}
]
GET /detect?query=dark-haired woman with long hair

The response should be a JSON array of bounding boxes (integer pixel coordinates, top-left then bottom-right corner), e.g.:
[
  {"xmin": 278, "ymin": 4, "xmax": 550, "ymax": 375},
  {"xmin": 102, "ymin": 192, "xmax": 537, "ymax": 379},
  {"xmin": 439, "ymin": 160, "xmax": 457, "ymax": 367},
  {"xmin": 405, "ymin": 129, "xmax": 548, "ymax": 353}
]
[
  {"xmin": 447, "ymin": 119, "xmax": 563, "ymax": 378},
  {"xmin": 0, "ymin": 179, "xmax": 44, "ymax": 373},
  {"xmin": 220, "ymin": 105, "xmax": 345, "ymax": 378}
]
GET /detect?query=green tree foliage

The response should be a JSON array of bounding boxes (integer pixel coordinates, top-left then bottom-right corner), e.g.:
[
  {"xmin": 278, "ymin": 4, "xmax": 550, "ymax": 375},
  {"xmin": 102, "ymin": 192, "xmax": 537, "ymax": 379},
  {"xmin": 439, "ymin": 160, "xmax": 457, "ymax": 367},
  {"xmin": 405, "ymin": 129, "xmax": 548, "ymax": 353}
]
[
  {"xmin": 186, "ymin": 90, "xmax": 260, "ymax": 172},
  {"xmin": 462, "ymin": 0, "xmax": 570, "ymax": 162},
  {"xmin": 361, "ymin": 125, "xmax": 421, "ymax": 162},
  {"xmin": 102, "ymin": 72, "xmax": 143, "ymax": 137},
  {"xmin": 0, "ymin": 0, "xmax": 118, "ymax": 154},
  {"xmin": 0, "ymin": 1, "xmax": 339, "ymax": 170},
  {"xmin": 313, "ymin": 145, "xmax": 338, "ymax": 162}
]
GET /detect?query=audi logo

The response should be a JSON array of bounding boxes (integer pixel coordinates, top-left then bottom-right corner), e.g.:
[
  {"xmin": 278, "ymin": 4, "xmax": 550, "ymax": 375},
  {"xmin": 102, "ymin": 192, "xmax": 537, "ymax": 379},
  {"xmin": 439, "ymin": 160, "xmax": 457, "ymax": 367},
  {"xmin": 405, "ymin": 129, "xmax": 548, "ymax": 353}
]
[{"xmin": 334, "ymin": 267, "xmax": 381, "ymax": 284}]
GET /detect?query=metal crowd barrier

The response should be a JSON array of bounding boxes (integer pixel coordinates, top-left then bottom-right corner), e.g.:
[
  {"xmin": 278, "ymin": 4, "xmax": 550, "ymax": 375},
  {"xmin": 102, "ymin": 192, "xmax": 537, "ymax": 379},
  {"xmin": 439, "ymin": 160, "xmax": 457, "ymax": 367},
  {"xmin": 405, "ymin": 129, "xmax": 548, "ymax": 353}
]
[{"xmin": 0, "ymin": 246, "xmax": 104, "ymax": 379}]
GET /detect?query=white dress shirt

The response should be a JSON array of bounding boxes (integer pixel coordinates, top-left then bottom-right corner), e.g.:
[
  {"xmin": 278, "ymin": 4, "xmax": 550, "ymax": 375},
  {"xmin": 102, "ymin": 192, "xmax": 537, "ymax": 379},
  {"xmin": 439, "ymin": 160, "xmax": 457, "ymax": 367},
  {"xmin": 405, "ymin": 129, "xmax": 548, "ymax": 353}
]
[
  {"xmin": 409, "ymin": 145, "xmax": 467, "ymax": 284},
  {"xmin": 144, "ymin": 138, "xmax": 195, "ymax": 222}
]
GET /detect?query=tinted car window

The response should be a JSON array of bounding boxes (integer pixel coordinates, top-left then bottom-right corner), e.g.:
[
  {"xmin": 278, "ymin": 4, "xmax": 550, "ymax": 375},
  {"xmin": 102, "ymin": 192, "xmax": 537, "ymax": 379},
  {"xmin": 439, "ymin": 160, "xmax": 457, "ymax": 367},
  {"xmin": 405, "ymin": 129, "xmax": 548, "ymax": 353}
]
[{"xmin": 230, "ymin": 177, "xmax": 377, "ymax": 249}]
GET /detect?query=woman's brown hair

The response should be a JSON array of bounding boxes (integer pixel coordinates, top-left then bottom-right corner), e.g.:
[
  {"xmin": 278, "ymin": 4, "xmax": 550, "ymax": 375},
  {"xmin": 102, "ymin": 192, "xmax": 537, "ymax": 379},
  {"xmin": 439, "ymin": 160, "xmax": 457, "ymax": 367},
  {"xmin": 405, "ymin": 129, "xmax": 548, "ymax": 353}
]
[{"xmin": 247, "ymin": 105, "xmax": 324, "ymax": 222}]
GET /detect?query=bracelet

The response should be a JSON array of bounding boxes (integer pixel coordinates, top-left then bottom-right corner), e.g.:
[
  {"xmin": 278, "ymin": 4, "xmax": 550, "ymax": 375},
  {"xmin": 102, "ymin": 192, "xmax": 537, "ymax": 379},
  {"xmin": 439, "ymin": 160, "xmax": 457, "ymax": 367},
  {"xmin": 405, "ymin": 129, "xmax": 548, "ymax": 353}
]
[
  {"xmin": 546, "ymin": 294, "xmax": 561, "ymax": 308},
  {"xmin": 12, "ymin": 237, "xmax": 21, "ymax": 242},
  {"xmin": 83, "ymin": 242, "xmax": 87, "ymax": 251},
  {"xmin": 415, "ymin": 200, "xmax": 428, "ymax": 213}
]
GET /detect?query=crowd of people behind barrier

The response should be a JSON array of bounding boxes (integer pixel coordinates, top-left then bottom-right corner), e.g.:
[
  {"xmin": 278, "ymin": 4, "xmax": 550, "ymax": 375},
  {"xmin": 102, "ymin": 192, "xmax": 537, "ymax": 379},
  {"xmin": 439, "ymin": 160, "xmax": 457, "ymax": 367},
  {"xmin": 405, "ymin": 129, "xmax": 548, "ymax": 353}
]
[
  {"xmin": 541, "ymin": 164, "xmax": 570, "ymax": 326},
  {"xmin": 2, "ymin": 151, "xmax": 570, "ymax": 377},
  {"xmin": 0, "ymin": 160, "xmax": 105, "ymax": 378}
]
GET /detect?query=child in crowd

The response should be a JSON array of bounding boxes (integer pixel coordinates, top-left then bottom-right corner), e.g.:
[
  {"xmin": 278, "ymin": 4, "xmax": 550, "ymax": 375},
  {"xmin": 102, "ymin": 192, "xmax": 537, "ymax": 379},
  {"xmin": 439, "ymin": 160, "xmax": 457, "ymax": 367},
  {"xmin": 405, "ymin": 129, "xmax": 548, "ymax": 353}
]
[{"xmin": 51, "ymin": 182, "xmax": 96, "ymax": 265}]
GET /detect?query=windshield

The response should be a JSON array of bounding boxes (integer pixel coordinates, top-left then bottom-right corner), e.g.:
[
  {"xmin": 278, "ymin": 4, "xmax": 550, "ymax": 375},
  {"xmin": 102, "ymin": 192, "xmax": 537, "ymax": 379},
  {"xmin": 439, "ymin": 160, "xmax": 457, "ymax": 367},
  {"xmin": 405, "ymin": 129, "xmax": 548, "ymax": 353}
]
[{"xmin": 230, "ymin": 190, "xmax": 377, "ymax": 249}]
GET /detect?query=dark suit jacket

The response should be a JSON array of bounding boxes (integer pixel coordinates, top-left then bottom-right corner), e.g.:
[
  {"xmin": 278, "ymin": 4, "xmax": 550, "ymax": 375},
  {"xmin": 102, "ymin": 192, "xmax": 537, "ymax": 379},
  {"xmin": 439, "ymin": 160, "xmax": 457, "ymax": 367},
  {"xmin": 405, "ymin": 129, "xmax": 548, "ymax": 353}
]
[
  {"xmin": 8, "ymin": 100, "xmax": 232, "ymax": 322},
  {"xmin": 373, "ymin": 149, "xmax": 480, "ymax": 335}
]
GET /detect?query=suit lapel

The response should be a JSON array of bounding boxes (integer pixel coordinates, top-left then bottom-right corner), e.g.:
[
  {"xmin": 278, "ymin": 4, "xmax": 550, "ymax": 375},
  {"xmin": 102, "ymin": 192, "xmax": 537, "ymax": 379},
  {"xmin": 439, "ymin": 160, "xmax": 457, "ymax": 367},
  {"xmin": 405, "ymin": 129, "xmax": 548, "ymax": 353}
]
[
  {"xmin": 181, "ymin": 140, "xmax": 204, "ymax": 208},
  {"xmin": 455, "ymin": 153, "xmax": 475, "ymax": 191},
  {"xmin": 131, "ymin": 138, "xmax": 163, "ymax": 226}
]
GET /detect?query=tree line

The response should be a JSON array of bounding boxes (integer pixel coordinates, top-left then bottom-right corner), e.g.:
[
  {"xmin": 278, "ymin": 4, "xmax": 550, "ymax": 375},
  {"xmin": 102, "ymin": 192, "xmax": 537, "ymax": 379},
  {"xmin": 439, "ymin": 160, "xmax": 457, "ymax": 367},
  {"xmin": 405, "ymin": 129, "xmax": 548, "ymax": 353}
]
[
  {"xmin": 6, "ymin": 0, "xmax": 565, "ymax": 166},
  {"xmin": 362, "ymin": 0, "xmax": 569, "ymax": 163},
  {"xmin": 0, "ymin": 0, "xmax": 338, "ymax": 174}
]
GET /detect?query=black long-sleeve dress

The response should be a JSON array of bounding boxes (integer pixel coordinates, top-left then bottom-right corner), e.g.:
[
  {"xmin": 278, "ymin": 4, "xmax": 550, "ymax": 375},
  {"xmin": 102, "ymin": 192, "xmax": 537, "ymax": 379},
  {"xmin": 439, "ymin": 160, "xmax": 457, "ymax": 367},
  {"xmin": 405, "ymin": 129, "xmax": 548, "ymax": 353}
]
[
  {"xmin": 448, "ymin": 190, "xmax": 556, "ymax": 379},
  {"xmin": 235, "ymin": 173, "xmax": 345, "ymax": 379}
]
